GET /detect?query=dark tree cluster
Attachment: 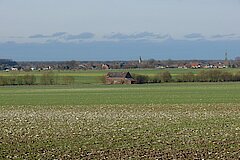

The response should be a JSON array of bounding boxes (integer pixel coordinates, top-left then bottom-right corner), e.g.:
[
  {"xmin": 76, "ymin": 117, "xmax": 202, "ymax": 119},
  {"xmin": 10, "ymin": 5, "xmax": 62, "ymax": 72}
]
[
  {"xmin": 177, "ymin": 70, "xmax": 240, "ymax": 82},
  {"xmin": 132, "ymin": 71, "xmax": 172, "ymax": 84},
  {"xmin": 129, "ymin": 70, "xmax": 240, "ymax": 84},
  {"xmin": 0, "ymin": 72, "xmax": 74, "ymax": 86},
  {"xmin": 0, "ymin": 59, "xmax": 18, "ymax": 70}
]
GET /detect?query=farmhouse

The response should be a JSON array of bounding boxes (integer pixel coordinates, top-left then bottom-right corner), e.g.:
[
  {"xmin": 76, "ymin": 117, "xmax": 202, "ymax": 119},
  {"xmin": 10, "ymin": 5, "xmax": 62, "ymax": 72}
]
[{"xmin": 105, "ymin": 72, "xmax": 135, "ymax": 84}]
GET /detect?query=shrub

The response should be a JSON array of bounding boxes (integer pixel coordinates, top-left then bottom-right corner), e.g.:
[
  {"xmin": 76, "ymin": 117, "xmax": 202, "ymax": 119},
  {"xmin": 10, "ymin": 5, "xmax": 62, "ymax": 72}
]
[
  {"xmin": 17, "ymin": 76, "xmax": 24, "ymax": 85},
  {"xmin": 23, "ymin": 74, "xmax": 36, "ymax": 85},
  {"xmin": 6, "ymin": 76, "xmax": 15, "ymax": 85},
  {"xmin": 233, "ymin": 71, "xmax": 240, "ymax": 81},
  {"xmin": 132, "ymin": 74, "xmax": 149, "ymax": 84},
  {"xmin": 207, "ymin": 70, "xmax": 222, "ymax": 82},
  {"xmin": 195, "ymin": 70, "xmax": 234, "ymax": 82},
  {"xmin": 220, "ymin": 71, "xmax": 233, "ymax": 82},
  {"xmin": 151, "ymin": 75, "xmax": 161, "ymax": 83},
  {"xmin": 0, "ymin": 76, "xmax": 6, "ymax": 86},
  {"xmin": 159, "ymin": 71, "xmax": 172, "ymax": 82},
  {"xmin": 177, "ymin": 72, "xmax": 195, "ymax": 82},
  {"xmin": 195, "ymin": 70, "xmax": 208, "ymax": 82},
  {"xmin": 40, "ymin": 72, "xmax": 56, "ymax": 85}
]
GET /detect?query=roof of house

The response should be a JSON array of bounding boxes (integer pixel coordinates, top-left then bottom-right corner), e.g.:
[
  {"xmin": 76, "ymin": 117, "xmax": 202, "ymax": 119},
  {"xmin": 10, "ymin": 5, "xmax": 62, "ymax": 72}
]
[{"xmin": 106, "ymin": 72, "xmax": 132, "ymax": 78}]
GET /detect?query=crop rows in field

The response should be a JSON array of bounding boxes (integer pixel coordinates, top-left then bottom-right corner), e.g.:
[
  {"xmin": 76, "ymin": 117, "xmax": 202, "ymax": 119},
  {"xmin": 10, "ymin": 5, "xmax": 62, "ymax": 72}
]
[{"xmin": 1, "ymin": 104, "xmax": 240, "ymax": 159}]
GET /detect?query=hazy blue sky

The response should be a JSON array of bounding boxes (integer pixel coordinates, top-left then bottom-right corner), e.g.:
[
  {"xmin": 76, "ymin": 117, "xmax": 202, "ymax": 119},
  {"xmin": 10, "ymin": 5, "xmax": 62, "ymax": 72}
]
[
  {"xmin": 0, "ymin": 0, "xmax": 240, "ymax": 60},
  {"xmin": 1, "ymin": 0, "xmax": 240, "ymax": 40}
]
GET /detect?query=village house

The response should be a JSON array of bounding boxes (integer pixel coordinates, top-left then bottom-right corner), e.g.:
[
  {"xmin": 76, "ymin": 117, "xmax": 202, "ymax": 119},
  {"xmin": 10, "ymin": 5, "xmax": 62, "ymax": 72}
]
[
  {"xmin": 105, "ymin": 72, "xmax": 135, "ymax": 84},
  {"xmin": 11, "ymin": 67, "xmax": 18, "ymax": 71},
  {"xmin": 102, "ymin": 64, "xmax": 110, "ymax": 70},
  {"xmin": 191, "ymin": 63, "xmax": 201, "ymax": 69}
]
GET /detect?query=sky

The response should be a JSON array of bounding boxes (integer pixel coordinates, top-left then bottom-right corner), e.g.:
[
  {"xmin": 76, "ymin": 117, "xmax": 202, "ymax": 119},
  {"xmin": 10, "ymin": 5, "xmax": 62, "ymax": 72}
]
[{"xmin": 0, "ymin": 0, "xmax": 240, "ymax": 60}]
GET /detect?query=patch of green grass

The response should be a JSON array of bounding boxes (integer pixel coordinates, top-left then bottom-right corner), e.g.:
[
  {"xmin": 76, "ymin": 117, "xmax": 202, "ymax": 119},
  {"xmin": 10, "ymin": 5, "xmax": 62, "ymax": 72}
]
[{"xmin": 1, "ymin": 82, "xmax": 240, "ymax": 106}]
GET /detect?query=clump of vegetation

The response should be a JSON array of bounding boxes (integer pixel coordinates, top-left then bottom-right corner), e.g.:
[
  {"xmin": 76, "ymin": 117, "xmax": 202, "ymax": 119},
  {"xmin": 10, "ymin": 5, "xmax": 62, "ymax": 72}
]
[
  {"xmin": 158, "ymin": 71, "xmax": 172, "ymax": 82},
  {"xmin": 193, "ymin": 70, "xmax": 235, "ymax": 82},
  {"xmin": 0, "ymin": 72, "xmax": 74, "ymax": 86},
  {"xmin": 233, "ymin": 71, "xmax": 240, "ymax": 81},
  {"xmin": 134, "ymin": 70, "xmax": 239, "ymax": 84},
  {"xmin": 176, "ymin": 72, "xmax": 195, "ymax": 82},
  {"xmin": 23, "ymin": 74, "xmax": 36, "ymax": 85},
  {"xmin": 0, "ymin": 75, "xmax": 37, "ymax": 85},
  {"xmin": 40, "ymin": 72, "xmax": 57, "ymax": 85},
  {"xmin": 0, "ymin": 76, "xmax": 7, "ymax": 85},
  {"xmin": 132, "ymin": 74, "xmax": 149, "ymax": 84},
  {"xmin": 132, "ymin": 71, "xmax": 172, "ymax": 84}
]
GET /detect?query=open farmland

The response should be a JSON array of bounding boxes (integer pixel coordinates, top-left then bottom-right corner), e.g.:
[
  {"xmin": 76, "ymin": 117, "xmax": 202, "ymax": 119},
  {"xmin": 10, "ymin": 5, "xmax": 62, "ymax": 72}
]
[
  {"xmin": 1, "ymin": 82, "xmax": 240, "ymax": 158},
  {"xmin": 1, "ymin": 68, "xmax": 240, "ymax": 84}
]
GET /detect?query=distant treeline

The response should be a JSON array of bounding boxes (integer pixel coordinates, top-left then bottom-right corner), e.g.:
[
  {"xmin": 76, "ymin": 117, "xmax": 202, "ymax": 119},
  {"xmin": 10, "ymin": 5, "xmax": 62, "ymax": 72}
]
[
  {"xmin": 0, "ymin": 59, "xmax": 17, "ymax": 65},
  {"xmin": 0, "ymin": 72, "xmax": 74, "ymax": 86},
  {"xmin": 132, "ymin": 70, "xmax": 240, "ymax": 84},
  {"xmin": 2, "ymin": 70, "xmax": 240, "ymax": 86}
]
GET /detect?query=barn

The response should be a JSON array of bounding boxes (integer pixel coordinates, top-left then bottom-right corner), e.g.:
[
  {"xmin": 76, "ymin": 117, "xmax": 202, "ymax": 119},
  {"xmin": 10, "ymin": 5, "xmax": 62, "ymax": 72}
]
[{"xmin": 105, "ymin": 72, "xmax": 135, "ymax": 84}]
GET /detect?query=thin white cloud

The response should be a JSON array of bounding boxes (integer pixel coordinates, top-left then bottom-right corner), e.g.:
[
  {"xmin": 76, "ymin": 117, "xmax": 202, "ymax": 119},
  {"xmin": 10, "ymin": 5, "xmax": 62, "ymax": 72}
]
[
  {"xmin": 211, "ymin": 34, "xmax": 236, "ymax": 39},
  {"xmin": 29, "ymin": 32, "xmax": 95, "ymax": 41},
  {"xmin": 51, "ymin": 32, "xmax": 67, "ymax": 37},
  {"xmin": 29, "ymin": 32, "xmax": 67, "ymax": 39},
  {"xmin": 29, "ymin": 34, "xmax": 49, "ymax": 38},
  {"xmin": 64, "ymin": 32, "xmax": 95, "ymax": 40},
  {"xmin": 104, "ymin": 32, "xmax": 170, "ymax": 40},
  {"xmin": 184, "ymin": 33, "xmax": 204, "ymax": 39}
]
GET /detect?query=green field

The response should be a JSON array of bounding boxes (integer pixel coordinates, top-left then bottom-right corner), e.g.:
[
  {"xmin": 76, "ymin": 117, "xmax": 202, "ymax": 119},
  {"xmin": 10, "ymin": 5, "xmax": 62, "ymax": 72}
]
[
  {"xmin": 1, "ymin": 70, "xmax": 240, "ymax": 159},
  {"xmin": 1, "ymin": 68, "xmax": 240, "ymax": 84},
  {"xmin": 1, "ymin": 82, "xmax": 240, "ymax": 106}
]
